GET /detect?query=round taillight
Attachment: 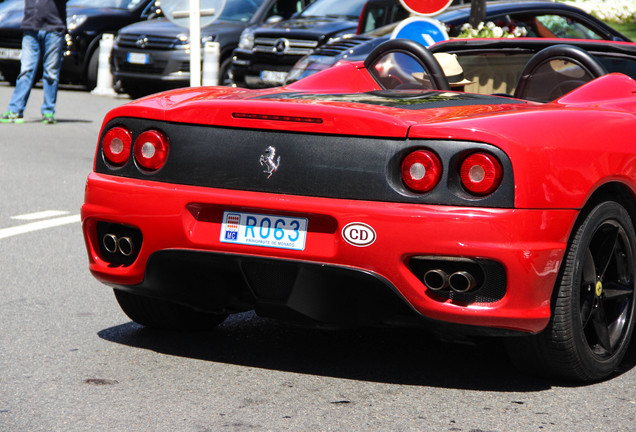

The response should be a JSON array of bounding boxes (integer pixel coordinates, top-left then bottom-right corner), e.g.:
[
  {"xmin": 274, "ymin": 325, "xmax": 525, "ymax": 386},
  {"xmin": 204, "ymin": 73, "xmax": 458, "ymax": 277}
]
[
  {"xmin": 401, "ymin": 150, "xmax": 442, "ymax": 193},
  {"xmin": 134, "ymin": 130, "xmax": 169, "ymax": 171},
  {"xmin": 460, "ymin": 152, "xmax": 503, "ymax": 195},
  {"xmin": 102, "ymin": 127, "xmax": 132, "ymax": 166}
]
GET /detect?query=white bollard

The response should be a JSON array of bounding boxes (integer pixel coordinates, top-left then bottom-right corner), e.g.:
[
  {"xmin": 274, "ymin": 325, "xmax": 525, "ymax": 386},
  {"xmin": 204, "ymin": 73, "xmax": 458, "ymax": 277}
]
[
  {"xmin": 91, "ymin": 33, "xmax": 116, "ymax": 96},
  {"xmin": 202, "ymin": 41, "xmax": 220, "ymax": 86}
]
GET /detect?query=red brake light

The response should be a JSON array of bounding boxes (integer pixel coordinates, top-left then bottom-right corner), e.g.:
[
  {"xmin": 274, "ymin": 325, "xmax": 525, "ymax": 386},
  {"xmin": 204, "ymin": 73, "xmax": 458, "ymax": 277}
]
[
  {"xmin": 102, "ymin": 127, "xmax": 132, "ymax": 166},
  {"xmin": 134, "ymin": 130, "xmax": 169, "ymax": 171},
  {"xmin": 460, "ymin": 152, "xmax": 503, "ymax": 195},
  {"xmin": 401, "ymin": 150, "xmax": 442, "ymax": 193}
]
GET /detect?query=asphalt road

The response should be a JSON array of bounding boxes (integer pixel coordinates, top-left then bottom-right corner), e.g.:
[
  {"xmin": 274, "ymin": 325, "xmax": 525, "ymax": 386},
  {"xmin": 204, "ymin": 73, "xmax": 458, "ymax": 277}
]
[{"xmin": 0, "ymin": 82, "xmax": 634, "ymax": 432}]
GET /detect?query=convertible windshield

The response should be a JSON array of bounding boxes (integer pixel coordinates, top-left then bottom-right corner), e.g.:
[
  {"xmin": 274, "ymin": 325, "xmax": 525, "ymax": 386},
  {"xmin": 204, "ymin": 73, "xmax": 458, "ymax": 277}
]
[
  {"xmin": 300, "ymin": 0, "xmax": 366, "ymax": 19},
  {"xmin": 67, "ymin": 0, "xmax": 145, "ymax": 10}
]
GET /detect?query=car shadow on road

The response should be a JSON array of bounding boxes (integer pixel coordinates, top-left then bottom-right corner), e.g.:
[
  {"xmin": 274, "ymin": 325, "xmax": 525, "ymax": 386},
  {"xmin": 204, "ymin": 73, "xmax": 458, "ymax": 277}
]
[{"xmin": 98, "ymin": 311, "xmax": 636, "ymax": 391}]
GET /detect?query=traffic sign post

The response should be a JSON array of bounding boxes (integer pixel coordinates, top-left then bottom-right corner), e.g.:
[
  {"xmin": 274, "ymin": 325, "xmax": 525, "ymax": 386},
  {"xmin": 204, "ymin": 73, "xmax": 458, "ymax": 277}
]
[
  {"xmin": 189, "ymin": 0, "xmax": 201, "ymax": 87},
  {"xmin": 399, "ymin": 0, "xmax": 453, "ymax": 16},
  {"xmin": 161, "ymin": 0, "xmax": 226, "ymax": 87}
]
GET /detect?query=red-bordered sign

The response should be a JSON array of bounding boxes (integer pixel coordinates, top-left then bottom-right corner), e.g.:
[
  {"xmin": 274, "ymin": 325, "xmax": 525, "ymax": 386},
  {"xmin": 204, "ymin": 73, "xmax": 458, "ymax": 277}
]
[{"xmin": 399, "ymin": 0, "xmax": 453, "ymax": 16}]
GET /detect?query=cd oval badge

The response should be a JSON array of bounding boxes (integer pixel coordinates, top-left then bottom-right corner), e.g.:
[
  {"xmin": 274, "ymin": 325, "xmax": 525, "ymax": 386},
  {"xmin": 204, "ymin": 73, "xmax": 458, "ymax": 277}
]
[{"xmin": 342, "ymin": 222, "xmax": 376, "ymax": 247}]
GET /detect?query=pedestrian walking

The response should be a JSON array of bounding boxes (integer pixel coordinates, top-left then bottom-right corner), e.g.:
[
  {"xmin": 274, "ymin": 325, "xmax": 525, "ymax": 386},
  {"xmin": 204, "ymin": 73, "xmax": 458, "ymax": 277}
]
[{"xmin": 1, "ymin": 0, "xmax": 67, "ymax": 124}]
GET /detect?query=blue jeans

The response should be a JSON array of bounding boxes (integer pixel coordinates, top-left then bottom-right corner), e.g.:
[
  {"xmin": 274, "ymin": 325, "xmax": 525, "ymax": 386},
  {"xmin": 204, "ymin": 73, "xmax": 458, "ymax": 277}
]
[{"xmin": 8, "ymin": 30, "xmax": 64, "ymax": 116}]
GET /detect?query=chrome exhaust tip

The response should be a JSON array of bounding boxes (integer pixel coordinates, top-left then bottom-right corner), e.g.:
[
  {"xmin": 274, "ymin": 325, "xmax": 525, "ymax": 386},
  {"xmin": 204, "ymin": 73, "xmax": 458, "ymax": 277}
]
[
  {"xmin": 423, "ymin": 269, "xmax": 449, "ymax": 291},
  {"xmin": 449, "ymin": 271, "xmax": 477, "ymax": 293},
  {"xmin": 103, "ymin": 234, "xmax": 118, "ymax": 254},
  {"xmin": 117, "ymin": 236, "xmax": 134, "ymax": 257}
]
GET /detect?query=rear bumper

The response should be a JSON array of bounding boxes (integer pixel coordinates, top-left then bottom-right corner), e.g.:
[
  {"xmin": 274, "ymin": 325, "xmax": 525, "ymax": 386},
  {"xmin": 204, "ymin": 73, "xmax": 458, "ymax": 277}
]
[{"xmin": 82, "ymin": 173, "xmax": 576, "ymax": 333}]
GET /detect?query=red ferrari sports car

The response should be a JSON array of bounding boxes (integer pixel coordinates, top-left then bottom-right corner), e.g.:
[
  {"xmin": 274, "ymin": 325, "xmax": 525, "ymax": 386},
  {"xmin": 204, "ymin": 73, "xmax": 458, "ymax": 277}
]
[{"xmin": 82, "ymin": 37, "xmax": 636, "ymax": 382}]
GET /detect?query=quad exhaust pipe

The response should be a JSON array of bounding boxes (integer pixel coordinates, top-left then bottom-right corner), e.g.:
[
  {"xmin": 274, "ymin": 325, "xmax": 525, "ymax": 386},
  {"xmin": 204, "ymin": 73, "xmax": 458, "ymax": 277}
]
[
  {"xmin": 96, "ymin": 222, "xmax": 142, "ymax": 266},
  {"xmin": 423, "ymin": 269, "xmax": 449, "ymax": 291},
  {"xmin": 423, "ymin": 269, "xmax": 478, "ymax": 292},
  {"xmin": 448, "ymin": 271, "xmax": 477, "ymax": 293},
  {"xmin": 102, "ymin": 234, "xmax": 135, "ymax": 257}
]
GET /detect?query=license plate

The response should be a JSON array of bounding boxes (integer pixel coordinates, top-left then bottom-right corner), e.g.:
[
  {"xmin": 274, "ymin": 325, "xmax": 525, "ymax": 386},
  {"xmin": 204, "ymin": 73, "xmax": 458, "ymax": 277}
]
[
  {"xmin": 260, "ymin": 70, "xmax": 287, "ymax": 85},
  {"xmin": 220, "ymin": 211, "xmax": 307, "ymax": 251},
  {"xmin": 0, "ymin": 48, "xmax": 21, "ymax": 60},
  {"xmin": 126, "ymin": 52, "xmax": 149, "ymax": 64}
]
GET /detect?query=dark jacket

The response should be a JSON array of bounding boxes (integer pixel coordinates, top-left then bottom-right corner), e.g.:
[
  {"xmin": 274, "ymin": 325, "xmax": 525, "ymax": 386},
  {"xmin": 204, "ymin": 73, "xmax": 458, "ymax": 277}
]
[{"xmin": 22, "ymin": 0, "xmax": 67, "ymax": 32}]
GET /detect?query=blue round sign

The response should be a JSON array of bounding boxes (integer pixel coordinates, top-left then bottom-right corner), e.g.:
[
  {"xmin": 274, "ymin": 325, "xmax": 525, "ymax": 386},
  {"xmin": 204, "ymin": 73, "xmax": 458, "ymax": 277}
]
[{"xmin": 390, "ymin": 17, "xmax": 449, "ymax": 47}]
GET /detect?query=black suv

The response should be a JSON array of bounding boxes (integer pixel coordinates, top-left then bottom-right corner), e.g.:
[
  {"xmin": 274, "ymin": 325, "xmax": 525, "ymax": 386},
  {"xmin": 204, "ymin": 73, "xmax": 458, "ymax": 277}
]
[
  {"xmin": 111, "ymin": 0, "xmax": 312, "ymax": 98},
  {"xmin": 0, "ymin": 0, "xmax": 156, "ymax": 89},
  {"xmin": 231, "ymin": 0, "xmax": 407, "ymax": 88}
]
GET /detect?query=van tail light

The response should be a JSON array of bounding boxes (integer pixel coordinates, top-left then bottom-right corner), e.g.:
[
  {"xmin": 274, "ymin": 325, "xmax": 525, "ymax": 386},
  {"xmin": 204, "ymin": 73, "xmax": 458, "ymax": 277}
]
[
  {"xmin": 102, "ymin": 126, "xmax": 132, "ymax": 166},
  {"xmin": 460, "ymin": 152, "xmax": 503, "ymax": 195},
  {"xmin": 134, "ymin": 130, "xmax": 169, "ymax": 171},
  {"xmin": 401, "ymin": 150, "xmax": 442, "ymax": 193}
]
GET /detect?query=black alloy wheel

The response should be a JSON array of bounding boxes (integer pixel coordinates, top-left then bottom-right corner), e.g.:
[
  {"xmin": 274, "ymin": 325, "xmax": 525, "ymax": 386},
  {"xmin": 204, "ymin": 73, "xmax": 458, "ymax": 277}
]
[
  {"xmin": 579, "ymin": 210, "xmax": 634, "ymax": 359},
  {"xmin": 507, "ymin": 200, "xmax": 636, "ymax": 381}
]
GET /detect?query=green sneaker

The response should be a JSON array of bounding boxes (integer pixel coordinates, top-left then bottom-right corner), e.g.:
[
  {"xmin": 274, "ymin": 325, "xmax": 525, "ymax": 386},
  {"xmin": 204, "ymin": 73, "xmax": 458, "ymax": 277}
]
[
  {"xmin": 42, "ymin": 113, "xmax": 56, "ymax": 124},
  {"xmin": 0, "ymin": 111, "xmax": 23, "ymax": 123}
]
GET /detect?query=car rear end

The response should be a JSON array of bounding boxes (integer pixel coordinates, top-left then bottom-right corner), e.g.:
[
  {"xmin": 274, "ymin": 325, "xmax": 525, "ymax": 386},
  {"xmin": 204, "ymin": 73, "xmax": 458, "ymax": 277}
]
[
  {"xmin": 0, "ymin": 1, "xmax": 24, "ymax": 85},
  {"xmin": 81, "ymin": 82, "xmax": 580, "ymax": 334}
]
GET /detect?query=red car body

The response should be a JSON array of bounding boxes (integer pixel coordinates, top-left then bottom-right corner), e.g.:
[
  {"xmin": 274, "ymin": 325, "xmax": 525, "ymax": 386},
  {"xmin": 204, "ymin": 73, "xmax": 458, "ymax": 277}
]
[{"xmin": 82, "ymin": 38, "xmax": 636, "ymax": 381}]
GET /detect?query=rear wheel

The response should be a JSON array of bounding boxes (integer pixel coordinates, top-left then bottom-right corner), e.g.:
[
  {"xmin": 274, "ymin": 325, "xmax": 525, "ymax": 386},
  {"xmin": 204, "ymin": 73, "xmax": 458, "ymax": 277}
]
[
  {"xmin": 114, "ymin": 289, "xmax": 228, "ymax": 331},
  {"xmin": 507, "ymin": 201, "xmax": 636, "ymax": 381},
  {"xmin": 219, "ymin": 57, "xmax": 233, "ymax": 86},
  {"xmin": 84, "ymin": 48, "xmax": 99, "ymax": 91}
]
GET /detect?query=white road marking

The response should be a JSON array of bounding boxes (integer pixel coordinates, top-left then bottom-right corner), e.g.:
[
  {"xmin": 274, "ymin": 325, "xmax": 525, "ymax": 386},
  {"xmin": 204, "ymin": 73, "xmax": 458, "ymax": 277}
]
[
  {"xmin": 0, "ymin": 214, "xmax": 81, "ymax": 240},
  {"xmin": 11, "ymin": 210, "xmax": 70, "ymax": 221}
]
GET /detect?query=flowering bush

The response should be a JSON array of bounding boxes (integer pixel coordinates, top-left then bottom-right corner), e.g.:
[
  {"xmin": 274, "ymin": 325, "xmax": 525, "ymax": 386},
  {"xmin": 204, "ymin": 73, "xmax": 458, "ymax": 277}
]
[
  {"xmin": 455, "ymin": 21, "xmax": 529, "ymax": 38},
  {"xmin": 562, "ymin": 0, "xmax": 636, "ymax": 23}
]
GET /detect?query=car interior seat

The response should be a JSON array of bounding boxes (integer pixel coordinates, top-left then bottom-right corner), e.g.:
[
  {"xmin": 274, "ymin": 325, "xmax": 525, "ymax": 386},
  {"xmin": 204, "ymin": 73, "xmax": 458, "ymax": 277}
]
[{"xmin": 513, "ymin": 44, "xmax": 608, "ymax": 102}]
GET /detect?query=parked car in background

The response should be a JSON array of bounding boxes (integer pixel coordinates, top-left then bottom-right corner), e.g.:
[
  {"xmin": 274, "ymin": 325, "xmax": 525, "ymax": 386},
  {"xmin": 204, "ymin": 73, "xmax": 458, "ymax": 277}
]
[
  {"xmin": 111, "ymin": 0, "xmax": 313, "ymax": 98},
  {"xmin": 0, "ymin": 0, "xmax": 156, "ymax": 89},
  {"xmin": 287, "ymin": 1, "xmax": 631, "ymax": 83},
  {"xmin": 0, "ymin": 0, "xmax": 26, "ymax": 83},
  {"xmin": 231, "ymin": 0, "xmax": 408, "ymax": 88}
]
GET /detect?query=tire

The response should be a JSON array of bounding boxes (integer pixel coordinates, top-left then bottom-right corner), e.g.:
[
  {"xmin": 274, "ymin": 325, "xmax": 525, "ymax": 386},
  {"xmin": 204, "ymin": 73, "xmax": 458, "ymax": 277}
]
[
  {"xmin": 85, "ymin": 48, "xmax": 99, "ymax": 91},
  {"xmin": 506, "ymin": 201, "xmax": 636, "ymax": 381},
  {"xmin": 219, "ymin": 56, "xmax": 233, "ymax": 86},
  {"xmin": 114, "ymin": 289, "xmax": 228, "ymax": 331}
]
